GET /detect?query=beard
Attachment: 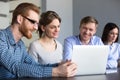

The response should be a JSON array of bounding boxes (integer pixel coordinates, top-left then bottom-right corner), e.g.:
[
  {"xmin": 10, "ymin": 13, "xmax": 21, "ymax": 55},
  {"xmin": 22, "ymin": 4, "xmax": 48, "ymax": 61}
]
[
  {"xmin": 23, "ymin": 30, "xmax": 32, "ymax": 39},
  {"xmin": 19, "ymin": 25, "xmax": 32, "ymax": 39}
]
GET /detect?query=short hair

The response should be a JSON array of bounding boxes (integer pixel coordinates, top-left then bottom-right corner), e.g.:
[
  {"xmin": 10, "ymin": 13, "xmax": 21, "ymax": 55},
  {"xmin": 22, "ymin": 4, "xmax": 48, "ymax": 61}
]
[
  {"xmin": 101, "ymin": 22, "xmax": 119, "ymax": 43},
  {"xmin": 38, "ymin": 11, "xmax": 61, "ymax": 38},
  {"xmin": 11, "ymin": 3, "xmax": 40, "ymax": 25},
  {"xmin": 80, "ymin": 16, "xmax": 98, "ymax": 28}
]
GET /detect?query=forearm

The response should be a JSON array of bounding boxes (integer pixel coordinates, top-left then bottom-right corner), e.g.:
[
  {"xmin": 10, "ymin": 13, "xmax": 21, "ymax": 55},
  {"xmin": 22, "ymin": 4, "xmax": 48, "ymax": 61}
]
[
  {"xmin": 17, "ymin": 63, "xmax": 53, "ymax": 77},
  {"xmin": 0, "ymin": 54, "xmax": 53, "ymax": 78},
  {"xmin": 0, "ymin": 47, "xmax": 53, "ymax": 77}
]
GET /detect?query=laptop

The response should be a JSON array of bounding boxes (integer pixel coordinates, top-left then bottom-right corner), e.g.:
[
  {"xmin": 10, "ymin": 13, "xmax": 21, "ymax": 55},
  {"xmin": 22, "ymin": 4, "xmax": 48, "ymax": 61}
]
[{"xmin": 72, "ymin": 45, "xmax": 109, "ymax": 76}]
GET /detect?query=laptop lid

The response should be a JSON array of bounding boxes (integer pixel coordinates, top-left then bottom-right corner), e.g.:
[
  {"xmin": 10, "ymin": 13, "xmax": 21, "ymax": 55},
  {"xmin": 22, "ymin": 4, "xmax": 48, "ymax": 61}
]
[{"xmin": 72, "ymin": 45, "xmax": 109, "ymax": 75}]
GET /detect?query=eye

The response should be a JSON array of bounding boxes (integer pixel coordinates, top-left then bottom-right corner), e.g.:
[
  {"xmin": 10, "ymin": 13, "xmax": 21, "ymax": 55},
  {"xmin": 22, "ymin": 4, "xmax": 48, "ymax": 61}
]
[
  {"xmin": 28, "ymin": 18, "xmax": 36, "ymax": 24},
  {"xmin": 23, "ymin": 16, "xmax": 36, "ymax": 23},
  {"xmin": 89, "ymin": 29, "xmax": 94, "ymax": 31},
  {"xmin": 22, "ymin": 15, "xmax": 39, "ymax": 26}
]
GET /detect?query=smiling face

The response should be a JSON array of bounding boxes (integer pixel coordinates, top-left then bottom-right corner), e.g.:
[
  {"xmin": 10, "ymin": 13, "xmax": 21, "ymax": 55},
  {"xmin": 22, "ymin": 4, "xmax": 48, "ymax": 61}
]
[
  {"xmin": 107, "ymin": 28, "xmax": 118, "ymax": 43},
  {"xmin": 42, "ymin": 19, "xmax": 60, "ymax": 39},
  {"xmin": 19, "ymin": 10, "xmax": 39, "ymax": 39},
  {"xmin": 79, "ymin": 22, "xmax": 97, "ymax": 43}
]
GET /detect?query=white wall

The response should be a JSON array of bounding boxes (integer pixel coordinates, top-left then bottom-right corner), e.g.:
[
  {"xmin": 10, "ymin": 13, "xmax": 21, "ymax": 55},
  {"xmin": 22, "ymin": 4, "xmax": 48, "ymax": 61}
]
[
  {"xmin": 73, "ymin": 0, "xmax": 120, "ymax": 42},
  {"xmin": 0, "ymin": 0, "xmax": 41, "ymax": 48},
  {"xmin": 0, "ymin": 2, "xmax": 9, "ymax": 29},
  {"xmin": 42, "ymin": 0, "xmax": 73, "ymax": 45},
  {"xmin": 9, "ymin": 0, "xmax": 41, "ymax": 23}
]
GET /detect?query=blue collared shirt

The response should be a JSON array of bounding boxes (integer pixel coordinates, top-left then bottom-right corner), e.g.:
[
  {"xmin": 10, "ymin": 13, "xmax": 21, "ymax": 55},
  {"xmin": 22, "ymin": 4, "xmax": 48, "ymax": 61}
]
[
  {"xmin": 107, "ymin": 43, "xmax": 120, "ymax": 69},
  {"xmin": 63, "ymin": 35, "xmax": 103, "ymax": 61},
  {"xmin": 0, "ymin": 27, "xmax": 54, "ymax": 79}
]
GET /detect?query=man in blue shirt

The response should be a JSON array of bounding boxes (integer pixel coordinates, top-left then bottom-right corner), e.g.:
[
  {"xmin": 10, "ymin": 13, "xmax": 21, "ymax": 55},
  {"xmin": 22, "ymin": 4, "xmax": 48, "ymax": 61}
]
[
  {"xmin": 0, "ymin": 3, "xmax": 77, "ymax": 79},
  {"xmin": 63, "ymin": 16, "xmax": 103, "ymax": 61}
]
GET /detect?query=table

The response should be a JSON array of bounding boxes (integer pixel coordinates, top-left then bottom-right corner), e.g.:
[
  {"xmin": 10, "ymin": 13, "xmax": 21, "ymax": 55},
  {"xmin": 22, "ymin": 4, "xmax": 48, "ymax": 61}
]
[{"xmin": 5, "ymin": 68, "xmax": 120, "ymax": 80}]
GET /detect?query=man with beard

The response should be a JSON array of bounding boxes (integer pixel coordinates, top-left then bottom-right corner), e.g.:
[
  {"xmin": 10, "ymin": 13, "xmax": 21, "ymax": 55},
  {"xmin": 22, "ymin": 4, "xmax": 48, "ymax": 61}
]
[
  {"xmin": 63, "ymin": 16, "xmax": 103, "ymax": 61},
  {"xmin": 0, "ymin": 2, "xmax": 77, "ymax": 79}
]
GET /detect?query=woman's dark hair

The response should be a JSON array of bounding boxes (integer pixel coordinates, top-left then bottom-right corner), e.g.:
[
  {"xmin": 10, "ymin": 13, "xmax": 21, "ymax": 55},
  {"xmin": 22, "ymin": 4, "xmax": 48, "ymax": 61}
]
[
  {"xmin": 101, "ymin": 22, "xmax": 119, "ymax": 43},
  {"xmin": 38, "ymin": 11, "xmax": 61, "ymax": 38}
]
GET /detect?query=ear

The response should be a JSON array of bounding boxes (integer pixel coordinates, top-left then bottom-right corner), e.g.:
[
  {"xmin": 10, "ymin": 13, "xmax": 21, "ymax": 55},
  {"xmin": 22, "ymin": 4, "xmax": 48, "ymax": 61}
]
[
  {"xmin": 41, "ymin": 25, "xmax": 45, "ymax": 32},
  {"xmin": 93, "ymin": 26, "xmax": 97, "ymax": 35},
  {"xmin": 17, "ymin": 15, "xmax": 23, "ymax": 24}
]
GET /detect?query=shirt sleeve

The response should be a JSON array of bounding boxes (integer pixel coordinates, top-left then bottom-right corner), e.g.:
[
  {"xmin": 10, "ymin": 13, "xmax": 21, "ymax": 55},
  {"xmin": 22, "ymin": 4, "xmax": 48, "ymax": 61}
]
[
  {"xmin": 0, "ymin": 31, "xmax": 52, "ymax": 78},
  {"xmin": 118, "ymin": 44, "xmax": 120, "ymax": 58},
  {"xmin": 63, "ymin": 38, "xmax": 73, "ymax": 61}
]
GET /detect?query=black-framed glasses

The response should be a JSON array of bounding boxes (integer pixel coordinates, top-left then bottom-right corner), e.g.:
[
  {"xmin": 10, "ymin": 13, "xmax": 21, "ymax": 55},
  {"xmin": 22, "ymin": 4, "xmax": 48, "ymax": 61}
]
[{"xmin": 22, "ymin": 15, "xmax": 39, "ymax": 27}]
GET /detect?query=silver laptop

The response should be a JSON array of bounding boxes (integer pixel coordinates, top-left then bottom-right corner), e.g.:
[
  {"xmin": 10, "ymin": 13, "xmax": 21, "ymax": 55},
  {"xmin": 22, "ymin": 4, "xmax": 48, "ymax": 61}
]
[{"xmin": 72, "ymin": 45, "xmax": 109, "ymax": 76}]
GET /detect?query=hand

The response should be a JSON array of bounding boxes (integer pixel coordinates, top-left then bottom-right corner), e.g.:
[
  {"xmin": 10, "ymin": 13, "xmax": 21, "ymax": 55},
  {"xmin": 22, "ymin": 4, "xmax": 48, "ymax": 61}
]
[{"xmin": 52, "ymin": 60, "xmax": 77, "ymax": 77}]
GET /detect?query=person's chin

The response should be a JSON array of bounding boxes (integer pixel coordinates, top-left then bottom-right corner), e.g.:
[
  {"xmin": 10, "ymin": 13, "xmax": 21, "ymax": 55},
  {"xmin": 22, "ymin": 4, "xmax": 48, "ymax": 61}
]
[
  {"xmin": 26, "ymin": 33, "xmax": 32, "ymax": 39},
  {"xmin": 54, "ymin": 34, "xmax": 59, "ymax": 37},
  {"xmin": 54, "ymin": 36, "xmax": 58, "ymax": 38}
]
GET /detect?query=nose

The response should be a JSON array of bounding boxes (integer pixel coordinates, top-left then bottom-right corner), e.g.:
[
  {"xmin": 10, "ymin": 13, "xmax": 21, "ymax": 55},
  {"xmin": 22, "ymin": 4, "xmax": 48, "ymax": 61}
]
[
  {"xmin": 56, "ymin": 27, "xmax": 60, "ymax": 32},
  {"xmin": 85, "ymin": 29, "xmax": 90, "ymax": 34},
  {"xmin": 33, "ymin": 23, "xmax": 38, "ymax": 30}
]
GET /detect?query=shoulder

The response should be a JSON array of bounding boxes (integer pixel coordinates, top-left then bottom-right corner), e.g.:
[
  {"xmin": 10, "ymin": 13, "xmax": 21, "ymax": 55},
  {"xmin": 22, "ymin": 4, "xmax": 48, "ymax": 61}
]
[
  {"xmin": 55, "ymin": 40, "xmax": 62, "ymax": 45},
  {"xmin": 110, "ymin": 43, "xmax": 120, "ymax": 51},
  {"xmin": 64, "ymin": 35, "xmax": 80, "ymax": 45},
  {"xmin": 30, "ymin": 39, "xmax": 39, "ymax": 46},
  {"xmin": 91, "ymin": 36, "xmax": 103, "ymax": 45},
  {"xmin": 65, "ymin": 35, "xmax": 78, "ymax": 42},
  {"xmin": 0, "ymin": 30, "xmax": 5, "ymax": 37},
  {"xmin": 29, "ymin": 39, "xmax": 40, "ymax": 49},
  {"xmin": 112, "ymin": 43, "xmax": 120, "ymax": 47},
  {"xmin": 0, "ymin": 28, "xmax": 9, "ymax": 41},
  {"xmin": 55, "ymin": 40, "xmax": 63, "ymax": 48},
  {"xmin": 113, "ymin": 42, "xmax": 120, "ymax": 45},
  {"xmin": 92, "ymin": 36, "xmax": 102, "ymax": 42},
  {"xmin": 0, "ymin": 29, "xmax": 7, "ymax": 37},
  {"xmin": 92, "ymin": 36, "xmax": 101, "ymax": 40}
]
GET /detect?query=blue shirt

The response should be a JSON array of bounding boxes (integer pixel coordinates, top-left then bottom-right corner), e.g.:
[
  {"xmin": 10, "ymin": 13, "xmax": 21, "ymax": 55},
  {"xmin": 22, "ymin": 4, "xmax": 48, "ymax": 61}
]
[
  {"xmin": 0, "ymin": 27, "xmax": 55, "ymax": 79},
  {"xmin": 107, "ymin": 43, "xmax": 120, "ymax": 69},
  {"xmin": 63, "ymin": 35, "xmax": 103, "ymax": 61}
]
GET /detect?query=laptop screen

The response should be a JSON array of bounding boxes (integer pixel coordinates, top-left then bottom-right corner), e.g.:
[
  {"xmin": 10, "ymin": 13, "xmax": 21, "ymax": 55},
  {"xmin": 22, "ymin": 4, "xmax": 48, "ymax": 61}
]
[{"xmin": 72, "ymin": 45, "xmax": 109, "ymax": 75}]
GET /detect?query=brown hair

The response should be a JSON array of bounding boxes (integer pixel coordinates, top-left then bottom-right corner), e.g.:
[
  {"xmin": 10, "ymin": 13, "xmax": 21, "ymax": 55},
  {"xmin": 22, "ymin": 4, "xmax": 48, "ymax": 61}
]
[
  {"xmin": 11, "ymin": 3, "xmax": 40, "ymax": 25},
  {"xmin": 80, "ymin": 16, "xmax": 98, "ymax": 28},
  {"xmin": 38, "ymin": 11, "xmax": 61, "ymax": 38}
]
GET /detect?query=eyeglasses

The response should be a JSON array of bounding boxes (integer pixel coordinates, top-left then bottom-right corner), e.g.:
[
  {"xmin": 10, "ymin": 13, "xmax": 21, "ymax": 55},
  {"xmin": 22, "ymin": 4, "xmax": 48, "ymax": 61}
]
[{"xmin": 22, "ymin": 15, "xmax": 39, "ymax": 27}]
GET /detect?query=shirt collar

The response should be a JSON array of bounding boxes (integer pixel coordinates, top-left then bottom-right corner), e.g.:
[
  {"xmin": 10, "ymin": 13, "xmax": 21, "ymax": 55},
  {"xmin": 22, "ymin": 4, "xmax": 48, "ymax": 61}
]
[
  {"xmin": 6, "ymin": 26, "xmax": 23, "ymax": 47},
  {"xmin": 6, "ymin": 26, "xmax": 16, "ymax": 46},
  {"xmin": 77, "ymin": 35, "xmax": 93, "ymax": 45},
  {"xmin": 110, "ymin": 42, "xmax": 115, "ymax": 47}
]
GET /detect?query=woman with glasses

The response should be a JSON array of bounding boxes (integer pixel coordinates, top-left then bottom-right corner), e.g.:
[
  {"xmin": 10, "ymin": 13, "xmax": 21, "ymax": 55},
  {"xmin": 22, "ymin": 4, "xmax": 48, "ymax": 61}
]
[
  {"xmin": 101, "ymin": 22, "xmax": 120, "ymax": 69},
  {"xmin": 28, "ymin": 11, "xmax": 63, "ymax": 64}
]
